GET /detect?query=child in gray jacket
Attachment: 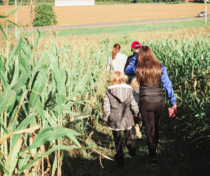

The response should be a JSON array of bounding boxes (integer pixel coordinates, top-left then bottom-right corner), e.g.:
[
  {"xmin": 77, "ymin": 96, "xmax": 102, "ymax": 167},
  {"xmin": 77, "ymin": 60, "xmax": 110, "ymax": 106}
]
[{"xmin": 103, "ymin": 71, "xmax": 139, "ymax": 166}]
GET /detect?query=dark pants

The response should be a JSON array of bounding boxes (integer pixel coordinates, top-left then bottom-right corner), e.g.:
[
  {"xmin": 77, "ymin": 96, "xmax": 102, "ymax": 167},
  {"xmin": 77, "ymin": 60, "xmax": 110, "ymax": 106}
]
[
  {"xmin": 140, "ymin": 101, "xmax": 164, "ymax": 159},
  {"xmin": 112, "ymin": 129, "xmax": 134, "ymax": 157}
]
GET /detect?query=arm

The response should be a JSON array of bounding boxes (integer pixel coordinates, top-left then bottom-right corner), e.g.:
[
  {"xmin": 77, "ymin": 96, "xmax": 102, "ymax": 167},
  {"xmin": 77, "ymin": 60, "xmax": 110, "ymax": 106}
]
[
  {"xmin": 161, "ymin": 65, "xmax": 176, "ymax": 106},
  {"xmin": 102, "ymin": 93, "xmax": 110, "ymax": 121},
  {"xmin": 130, "ymin": 93, "xmax": 139, "ymax": 116},
  {"xmin": 124, "ymin": 54, "xmax": 138, "ymax": 76}
]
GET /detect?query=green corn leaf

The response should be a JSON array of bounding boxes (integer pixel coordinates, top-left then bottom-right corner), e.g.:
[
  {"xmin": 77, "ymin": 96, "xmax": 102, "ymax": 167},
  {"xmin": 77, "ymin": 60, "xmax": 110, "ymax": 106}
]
[
  {"xmin": 6, "ymin": 18, "xmax": 20, "ymax": 28},
  {"xmin": 34, "ymin": 50, "xmax": 47, "ymax": 70},
  {"xmin": 65, "ymin": 115, "xmax": 90, "ymax": 126},
  {"xmin": 20, "ymin": 127, "xmax": 80, "ymax": 154},
  {"xmin": 65, "ymin": 134, "xmax": 81, "ymax": 147},
  {"xmin": 0, "ymin": 117, "xmax": 8, "ymax": 134},
  {"xmin": 55, "ymin": 93, "xmax": 65, "ymax": 117},
  {"xmin": 10, "ymin": 55, "xmax": 20, "ymax": 85},
  {"xmin": 34, "ymin": 99, "xmax": 46, "ymax": 122},
  {"xmin": 0, "ymin": 68, "xmax": 9, "ymax": 89},
  {"xmin": 29, "ymin": 71, "xmax": 47, "ymax": 107},
  {"xmin": 33, "ymin": 29, "xmax": 41, "ymax": 49},
  {"xmin": 7, "ymin": 4, "xmax": 21, "ymax": 16},
  {"xmin": 18, "ymin": 152, "xmax": 30, "ymax": 173},
  {"xmin": 50, "ymin": 51, "xmax": 61, "ymax": 92},
  {"xmin": 0, "ymin": 155, "xmax": 9, "ymax": 175},
  {"xmin": 12, "ymin": 69, "xmax": 39, "ymax": 91},
  {"xmin": 10, "ymin": 114, "xmax": 36, "ymax": 148},
  {"xmin": 8, "ymin": 39, "xmax": 21, "ymax": 64},
  {"xmin": 20, "ymin": 145, "xmax": 79, "ymax": 172},
  {"xmin": 6, "ymin": 138, "xmax": 23, "ymax": 174},
  {"xmin": 44, "ymin": 111, "xmax": 57, "ymax": 127},
  {"xmin": 0, "ymin": 15, "xmax": 7, "ymax": 18},
  {"xmin": 0, "ymin": 88, "xmax": 16, "ymax": 114},
  {"xmin": 51, "ymin": 151, "xmax": 57, "ymax": 176},
  {"xmin": 0, "ymin": 24, "xmax": 7, "ymax": 39}
]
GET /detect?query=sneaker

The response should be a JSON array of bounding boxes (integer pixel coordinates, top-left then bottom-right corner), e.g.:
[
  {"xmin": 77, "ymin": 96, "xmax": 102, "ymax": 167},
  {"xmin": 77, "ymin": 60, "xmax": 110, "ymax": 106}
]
[
  {"xmin": 150, "ymin": 159, "xmax": 158, "ymax": 166},
  {"xmin": 114, "ymin": 154, "xmax": 124, "ymax": 167},
  {"xmin": 127, "ymin": 142, "xmax": 136, "ymax": 157}
]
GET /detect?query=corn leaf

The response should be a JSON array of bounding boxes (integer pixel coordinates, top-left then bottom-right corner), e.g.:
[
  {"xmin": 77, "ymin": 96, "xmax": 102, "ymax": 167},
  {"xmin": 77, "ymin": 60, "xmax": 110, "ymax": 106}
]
[
  {"xmin": 29, "ymin": 71, "xmax": 47, "ymax": 107},
  {"xmin": 0, "ymin": 88, "xmax": 16, "ymax": 114},
  {"xmin": 7, "ymin": 138, "xmax": 23, "ymax": 174},
  {"xmin": 20, "ymin": 145, "xmax": 79, "ymax": 172},
  {"xmin": 10, "ymin": 114, "xmax": 37, "ymax": 148},
  {"xmin": 20, "ymin": 127, "xmax": 80, "ymax": 154}
]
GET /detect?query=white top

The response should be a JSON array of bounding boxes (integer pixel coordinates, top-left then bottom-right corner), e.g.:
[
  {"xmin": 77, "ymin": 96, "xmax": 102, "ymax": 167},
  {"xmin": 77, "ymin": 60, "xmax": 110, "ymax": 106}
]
[{"xmin": 106, "ymin": 53, "xmax": 127, "ymax": 73}]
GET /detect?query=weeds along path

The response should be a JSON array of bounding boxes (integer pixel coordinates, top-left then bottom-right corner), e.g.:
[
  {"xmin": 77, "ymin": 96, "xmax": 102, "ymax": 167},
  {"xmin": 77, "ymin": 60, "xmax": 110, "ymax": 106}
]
[{"xmin": 0, "ymin": 26, "xmax": 209, "ymax": 175}]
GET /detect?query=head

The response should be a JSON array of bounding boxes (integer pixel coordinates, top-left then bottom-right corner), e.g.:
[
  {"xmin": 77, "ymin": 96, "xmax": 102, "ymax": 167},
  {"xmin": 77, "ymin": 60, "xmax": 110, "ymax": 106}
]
[
  {"xmin": 110, "ymin": 71, "xmax": 125, "ymax": 85},
  {"xmin": 112, "ymin": 44, "xmax": 121, "ymax": 60},
  {"xmin": 136, "ymin": 46, "xmax": 162, "ymax": 87},
  {"xmin": 131, "ymin": 41, "xmax": 141, "ymax": 54},
  {"xmin": 130, "ymin": 78, "xmax": 139, "ymax": 88}
]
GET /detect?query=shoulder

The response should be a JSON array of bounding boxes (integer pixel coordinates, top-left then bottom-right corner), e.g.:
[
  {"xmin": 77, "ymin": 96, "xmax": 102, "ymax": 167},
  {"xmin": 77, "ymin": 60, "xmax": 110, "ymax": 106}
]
[
  {"xmin": 119, "ymin": 53, "xmax": 127, "ymax": 59},
  {"xmin": 161, "ymin": 65, "xmax": 167, "ymax": 72},
  {"xmin": 107, "ymin": 56, "xmax": 112, "ymax": 62},
  {"xmin": 108, "ymin": 84, "xmax": 133, "ymax": 89}
]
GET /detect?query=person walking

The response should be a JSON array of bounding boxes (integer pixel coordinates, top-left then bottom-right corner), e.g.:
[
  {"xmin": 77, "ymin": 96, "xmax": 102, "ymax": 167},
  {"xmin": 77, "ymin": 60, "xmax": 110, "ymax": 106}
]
[
  {"xmin": 106, "ymin": 44, "xmax": 127, "ymax": 74},
  {"xmin": 103, "ymin": 71, "xmax": 139, "ymax": 166},
  {"xmin": 124, "ymin": 41, "xmax": 141, "ymax": 84},
  {"xmin": 130, "ymin": 78, "xmax": 143, "ymax": 140},
  {"xmin": 125, "ymin": 46, "xmax": 177, "ymax": 165}
]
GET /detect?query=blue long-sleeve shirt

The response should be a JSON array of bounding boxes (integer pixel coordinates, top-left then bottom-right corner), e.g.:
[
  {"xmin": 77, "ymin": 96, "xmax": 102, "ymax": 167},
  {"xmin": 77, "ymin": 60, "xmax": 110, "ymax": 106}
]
[{"xmin": 125, "ymin": 54, "xmax": 176, "ymax": 105}]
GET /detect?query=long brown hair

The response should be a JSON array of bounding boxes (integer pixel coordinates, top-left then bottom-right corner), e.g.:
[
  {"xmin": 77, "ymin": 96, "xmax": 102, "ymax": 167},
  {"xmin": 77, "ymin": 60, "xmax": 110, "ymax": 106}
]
[
  {"xmin": 136, "ymin": 46, "xmax": 162, "ymax": 87},
  {"xmin": 112, "ymin": 44, "xmax": 121, "ymax": 60}
]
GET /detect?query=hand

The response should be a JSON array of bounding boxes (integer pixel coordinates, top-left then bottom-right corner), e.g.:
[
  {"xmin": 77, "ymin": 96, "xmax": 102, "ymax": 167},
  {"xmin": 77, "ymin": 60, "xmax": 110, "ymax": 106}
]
[{"xmin": 171, "ymin": 105, "xmax": 177, "ymax": 110}]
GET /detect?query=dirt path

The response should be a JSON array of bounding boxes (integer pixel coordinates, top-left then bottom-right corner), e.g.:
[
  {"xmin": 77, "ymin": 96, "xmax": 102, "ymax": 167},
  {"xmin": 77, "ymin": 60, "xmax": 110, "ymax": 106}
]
[{"xmin": 5, "ymin": 17, "xmax": 207, "ymax": 33}]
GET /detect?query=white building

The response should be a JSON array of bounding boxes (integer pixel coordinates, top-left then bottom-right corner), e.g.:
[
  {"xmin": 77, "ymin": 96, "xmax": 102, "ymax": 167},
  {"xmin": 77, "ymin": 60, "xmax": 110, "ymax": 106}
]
[{"xmin": 55, "ymin": 0, "xmax": 95, "ymax": 6}]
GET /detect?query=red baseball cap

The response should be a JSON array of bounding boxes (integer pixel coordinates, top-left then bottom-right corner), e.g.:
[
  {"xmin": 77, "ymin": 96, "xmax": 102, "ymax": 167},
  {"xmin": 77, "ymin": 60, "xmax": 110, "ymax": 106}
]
[{"xmin": 131, "ymin": 41, "xmax": 141, "ymax": 48}]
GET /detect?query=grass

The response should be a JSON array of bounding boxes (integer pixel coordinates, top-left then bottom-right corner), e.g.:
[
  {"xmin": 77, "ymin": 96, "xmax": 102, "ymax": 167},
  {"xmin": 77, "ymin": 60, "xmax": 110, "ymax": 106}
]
[
  {"xmin": 39, "ymin": 19, "xmax": 209, "ymax": 36},
  {"xmin": 66, "ymin": 104, "xmax": 210, "ymax": 176}
]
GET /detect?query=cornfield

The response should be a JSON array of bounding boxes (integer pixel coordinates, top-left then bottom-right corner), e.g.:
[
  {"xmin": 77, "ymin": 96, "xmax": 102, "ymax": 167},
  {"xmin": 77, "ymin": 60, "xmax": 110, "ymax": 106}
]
[{"xmin": 0, "ymin": 5, "xmax": 210, "ymax": 176}]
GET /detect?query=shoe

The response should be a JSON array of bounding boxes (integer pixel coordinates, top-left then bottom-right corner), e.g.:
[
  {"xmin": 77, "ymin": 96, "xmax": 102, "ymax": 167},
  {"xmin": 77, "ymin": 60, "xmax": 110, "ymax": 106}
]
[
  {"xmin": 114, "ymin": 154, "xmax": 124, "ymax": 167},
  {"xmin": 127, "ymin": 141, "xmax": 136, "ymax": 157},
  {"xmin": 150, "ymin": 159, "xmax": 158, "ymax": 166}
]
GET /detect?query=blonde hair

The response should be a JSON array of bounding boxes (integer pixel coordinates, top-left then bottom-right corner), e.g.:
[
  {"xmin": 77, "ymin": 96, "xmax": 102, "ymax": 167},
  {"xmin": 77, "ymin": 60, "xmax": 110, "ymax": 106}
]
[
  {"xmin": 130, "ymin": 78, "xmax": 139, "ymax": 88},
  {"xmin": 110, "ymin": 71, "xmax": 125, "ymax": 85}
]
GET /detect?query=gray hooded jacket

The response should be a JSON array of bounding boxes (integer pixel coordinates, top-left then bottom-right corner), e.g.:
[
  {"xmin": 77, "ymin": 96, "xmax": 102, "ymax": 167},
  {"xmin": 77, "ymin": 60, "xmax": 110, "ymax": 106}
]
[{"xmin": 103, "ymin": 84, "xmax": 139, "ymax": 130}]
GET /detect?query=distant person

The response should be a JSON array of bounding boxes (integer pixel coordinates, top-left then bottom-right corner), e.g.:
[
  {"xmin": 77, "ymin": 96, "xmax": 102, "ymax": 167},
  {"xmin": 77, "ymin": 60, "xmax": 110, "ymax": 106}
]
[
  {"xmin": 124, "ymin": 41, "xmax": 141, "ymax": 84},
  {"xmin": 103, "ymin": 71, "xmax": 139, "ymax": 167},
  {"xmin": 125, "ymin": 46, "xmax": 177, "ymax": 166},
  {"xmin": 106, "ymin": 44, "xmax": 127, "ymax": 74}
]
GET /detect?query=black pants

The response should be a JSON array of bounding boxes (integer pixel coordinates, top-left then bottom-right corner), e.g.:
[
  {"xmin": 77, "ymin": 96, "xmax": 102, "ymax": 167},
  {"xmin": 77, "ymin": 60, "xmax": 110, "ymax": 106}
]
[
  {"xmin": 140, "ymin": 101, "xmax": 164, "ymax": 159},
  {"xmin": 112, "ymin": 129, "xmax": 134, "ymax": 157}
]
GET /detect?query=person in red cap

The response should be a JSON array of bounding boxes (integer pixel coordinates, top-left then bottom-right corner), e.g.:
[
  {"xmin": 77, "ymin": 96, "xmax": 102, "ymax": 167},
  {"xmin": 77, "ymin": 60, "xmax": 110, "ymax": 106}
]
[{"xmin": 124, "ymin": 41, "xmax": 141, "ymax": 84}]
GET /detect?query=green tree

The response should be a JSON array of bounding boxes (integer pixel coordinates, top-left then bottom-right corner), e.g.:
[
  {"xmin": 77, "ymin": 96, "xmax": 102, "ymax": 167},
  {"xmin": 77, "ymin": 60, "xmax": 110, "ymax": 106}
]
[{"xmin": 33, "ymin": 4, "xmax": 57, "ymax": 27}]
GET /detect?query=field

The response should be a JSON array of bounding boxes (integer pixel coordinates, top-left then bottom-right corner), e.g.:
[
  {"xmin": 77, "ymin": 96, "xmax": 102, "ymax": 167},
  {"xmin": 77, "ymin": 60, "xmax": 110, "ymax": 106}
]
[
  {"xmin": 0, "ymin": 22, "xmax": 210, "ymax": 175},
  {"xmin": 0, "ymin": 3, "xmax": 210, "ymax": 176},
  {"xmin": 0, "ymin": 4, "xmax": 210, "ymax": 26}
]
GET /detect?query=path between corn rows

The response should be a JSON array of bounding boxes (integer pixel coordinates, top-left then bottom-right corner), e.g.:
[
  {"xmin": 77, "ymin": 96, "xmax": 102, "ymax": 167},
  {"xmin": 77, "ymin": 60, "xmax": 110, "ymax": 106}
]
[{"xmin": 4, "ymin": 17, "xmax": 208, "ymax": 33}]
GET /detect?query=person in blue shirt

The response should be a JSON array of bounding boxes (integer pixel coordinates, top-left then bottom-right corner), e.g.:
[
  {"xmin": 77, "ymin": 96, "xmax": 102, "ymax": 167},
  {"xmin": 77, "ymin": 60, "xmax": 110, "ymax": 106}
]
[{"xmin": 125, "ymin": 46, "xmax": 177, "ymax": 166}]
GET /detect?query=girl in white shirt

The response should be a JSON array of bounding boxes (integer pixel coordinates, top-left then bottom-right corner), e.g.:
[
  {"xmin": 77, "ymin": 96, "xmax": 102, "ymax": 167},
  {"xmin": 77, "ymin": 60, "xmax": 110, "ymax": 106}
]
[{"xmin": 106, "ymin": 44, "xmax": 127, "ymax": 73}]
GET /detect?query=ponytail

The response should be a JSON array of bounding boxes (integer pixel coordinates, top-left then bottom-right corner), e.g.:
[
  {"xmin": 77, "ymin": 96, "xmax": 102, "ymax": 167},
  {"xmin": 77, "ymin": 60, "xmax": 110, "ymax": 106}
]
[{"xmin": 112, "ymin": 44, "xmax": 121, "ymax": 60}]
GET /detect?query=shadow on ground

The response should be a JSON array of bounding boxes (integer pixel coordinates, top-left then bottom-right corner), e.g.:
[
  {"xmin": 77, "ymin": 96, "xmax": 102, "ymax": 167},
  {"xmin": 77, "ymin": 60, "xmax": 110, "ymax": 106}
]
[{"xmin": 63, "ymin": 105, "xmax": 210, "ymax": 176}]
